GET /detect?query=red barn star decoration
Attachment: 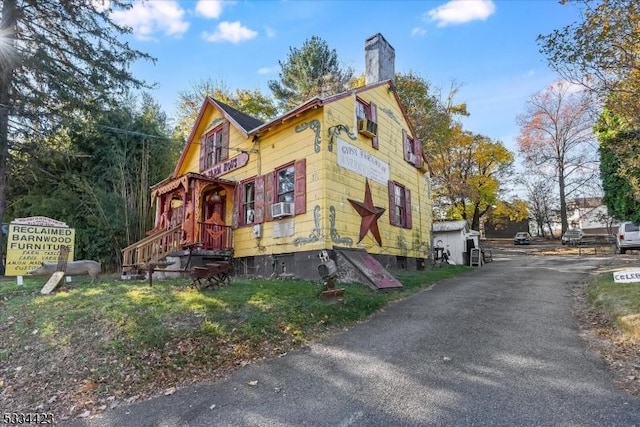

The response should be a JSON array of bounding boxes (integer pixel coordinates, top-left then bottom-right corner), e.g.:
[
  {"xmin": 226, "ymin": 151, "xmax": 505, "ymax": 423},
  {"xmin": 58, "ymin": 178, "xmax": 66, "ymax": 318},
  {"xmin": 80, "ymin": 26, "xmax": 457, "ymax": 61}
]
[{"xmin": 348, "ymin": 178, "xmax": 386, "ymax": 246}]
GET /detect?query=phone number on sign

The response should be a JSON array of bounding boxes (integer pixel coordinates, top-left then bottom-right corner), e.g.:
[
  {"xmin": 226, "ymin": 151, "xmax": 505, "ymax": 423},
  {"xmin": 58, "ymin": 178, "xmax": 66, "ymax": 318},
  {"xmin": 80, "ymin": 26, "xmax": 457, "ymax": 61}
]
[{"xmin": 2, "ymin": 413, "xmax": 54, "ymax": 425}]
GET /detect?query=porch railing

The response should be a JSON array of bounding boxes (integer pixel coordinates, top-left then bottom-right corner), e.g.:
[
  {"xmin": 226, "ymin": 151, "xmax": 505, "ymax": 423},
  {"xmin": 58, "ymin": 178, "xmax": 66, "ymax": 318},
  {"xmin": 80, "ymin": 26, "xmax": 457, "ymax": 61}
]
[
  {"xmin": 122, "ymin": 225, "xmax": 183, "ymax": 271},
  {"xmin": 200, "ymin": 222, "xmax": 233, "ymax": 250}
]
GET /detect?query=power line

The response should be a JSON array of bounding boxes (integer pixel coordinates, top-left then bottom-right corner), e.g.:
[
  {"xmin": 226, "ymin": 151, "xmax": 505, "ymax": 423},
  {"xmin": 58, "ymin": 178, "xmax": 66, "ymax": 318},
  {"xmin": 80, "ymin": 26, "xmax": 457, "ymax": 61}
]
[{"xmin": 97, "ymin": 125, "xmax": 179, "ymax": 141}]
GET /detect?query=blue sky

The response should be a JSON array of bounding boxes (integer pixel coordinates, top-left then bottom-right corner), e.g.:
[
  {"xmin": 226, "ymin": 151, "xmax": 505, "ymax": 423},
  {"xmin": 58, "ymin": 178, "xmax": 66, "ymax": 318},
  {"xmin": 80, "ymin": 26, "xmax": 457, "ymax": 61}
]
[{"xmin": 111, "ymin": 0, "xmax": 581, "ymax": 154}]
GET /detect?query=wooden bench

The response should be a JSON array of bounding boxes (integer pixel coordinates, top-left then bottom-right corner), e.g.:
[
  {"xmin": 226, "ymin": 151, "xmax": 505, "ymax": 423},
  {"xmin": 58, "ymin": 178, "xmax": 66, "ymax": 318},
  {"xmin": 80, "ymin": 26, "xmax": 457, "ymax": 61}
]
[{"xmin": 189, "ymin": 262, "xmax": 232, "ymax": 289}]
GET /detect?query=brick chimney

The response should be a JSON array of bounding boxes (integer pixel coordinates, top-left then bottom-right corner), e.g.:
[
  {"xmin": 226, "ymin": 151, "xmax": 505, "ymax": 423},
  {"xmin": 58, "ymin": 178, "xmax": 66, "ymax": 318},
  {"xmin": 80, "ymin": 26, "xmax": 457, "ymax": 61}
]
[{"xmin": 365, "ymin": 33, "xmax": 395, "ymax": 85}]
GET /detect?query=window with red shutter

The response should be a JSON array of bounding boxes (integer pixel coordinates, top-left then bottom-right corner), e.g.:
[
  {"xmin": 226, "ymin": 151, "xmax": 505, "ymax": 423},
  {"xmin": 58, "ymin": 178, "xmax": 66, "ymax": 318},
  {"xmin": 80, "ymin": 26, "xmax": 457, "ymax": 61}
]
[
  {"xmin": 403, "ymin": 129, "xmax": 423, "ymax": 167},
  {"xmin": 388, "ymin": 181, "xmax": 412, "ymax": 229},
  {"xmin": 356, "ymin": 97, "xmax": 378, "ymax": 140}
]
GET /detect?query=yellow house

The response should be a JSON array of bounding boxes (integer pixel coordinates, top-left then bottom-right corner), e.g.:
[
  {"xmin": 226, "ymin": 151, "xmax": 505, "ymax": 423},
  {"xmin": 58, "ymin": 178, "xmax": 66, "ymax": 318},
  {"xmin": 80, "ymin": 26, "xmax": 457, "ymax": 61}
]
[{"xmin": 122, "ymin": 34, "xmax": 432, "ymax": 285}]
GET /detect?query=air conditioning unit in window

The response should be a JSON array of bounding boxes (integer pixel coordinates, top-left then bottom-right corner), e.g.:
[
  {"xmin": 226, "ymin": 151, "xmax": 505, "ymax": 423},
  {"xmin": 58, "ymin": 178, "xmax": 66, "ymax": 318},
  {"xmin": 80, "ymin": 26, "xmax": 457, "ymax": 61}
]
[
  {"xmin": 357, "ymin": 118, "xmax": 377, "ymax": 138},
  {"xmin": 271, "ymin": 202, "xmax": 294, "ymax": 218},
  {"xmin": 407, "ymin": 153, "xmax": 416, "ymax": 164}
]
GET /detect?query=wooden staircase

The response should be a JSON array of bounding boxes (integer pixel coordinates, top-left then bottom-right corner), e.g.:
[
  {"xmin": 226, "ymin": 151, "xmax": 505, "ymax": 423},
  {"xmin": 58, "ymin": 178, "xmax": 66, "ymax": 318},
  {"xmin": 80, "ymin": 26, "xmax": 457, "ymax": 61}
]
[{"xmin": 121, "ymin": 225, "xmax": 183, "ymax": 273}]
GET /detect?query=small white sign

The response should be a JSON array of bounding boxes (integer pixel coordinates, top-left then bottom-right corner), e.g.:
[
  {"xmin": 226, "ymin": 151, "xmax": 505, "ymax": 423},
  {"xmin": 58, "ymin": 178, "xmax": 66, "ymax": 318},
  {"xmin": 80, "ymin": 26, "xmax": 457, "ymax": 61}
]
[{"xmin": 613, "ymin": 268, "xmax": 640, "ymax": 283}]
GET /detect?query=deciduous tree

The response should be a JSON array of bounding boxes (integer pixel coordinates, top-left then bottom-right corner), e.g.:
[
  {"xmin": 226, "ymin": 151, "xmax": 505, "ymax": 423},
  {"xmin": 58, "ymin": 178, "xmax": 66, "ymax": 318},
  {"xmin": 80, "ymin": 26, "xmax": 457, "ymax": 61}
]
[
  {"xmin": 174, "ymin": 78, "xmax": 277, "ymax": 139},
  {"xmin": 538, "ymin": 0, "xmax": 640, "ymax": 126},
  {"xmin": 596, "ymin": 109, "xmax": 640, "ymax": 221},
  {"xmin": 517, "ymin": 82, "xmax": 599, "ymax": 234},
  {"xmin": 430, "ymin": 127, "xmax": 513, "ymax": 230}
]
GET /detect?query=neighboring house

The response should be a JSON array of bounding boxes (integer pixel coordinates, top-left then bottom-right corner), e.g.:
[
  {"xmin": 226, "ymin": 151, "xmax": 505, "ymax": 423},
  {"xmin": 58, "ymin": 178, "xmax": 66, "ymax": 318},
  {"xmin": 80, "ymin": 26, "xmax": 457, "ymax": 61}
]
[
  {"xmin": 432, "ymin": 220, "xmax": 480, "ymax": 266},
  {"xmin": 567, "ymin": 197, "xmax": 618, "ymax": 235},
  {"xmin": 122, "ymin": 34, "xmax": 432, "ymax": 283}
]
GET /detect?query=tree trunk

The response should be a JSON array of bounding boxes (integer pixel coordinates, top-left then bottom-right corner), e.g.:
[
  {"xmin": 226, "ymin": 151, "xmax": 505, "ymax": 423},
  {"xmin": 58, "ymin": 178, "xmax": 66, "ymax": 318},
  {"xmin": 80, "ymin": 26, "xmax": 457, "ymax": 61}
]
[
  {"xmin": 0, "ymin": 0, "xmax": 18, "ymax": 236},
  {"xmin": 558, "ymin": 168, "xmax": 569, "ymax": 234}
]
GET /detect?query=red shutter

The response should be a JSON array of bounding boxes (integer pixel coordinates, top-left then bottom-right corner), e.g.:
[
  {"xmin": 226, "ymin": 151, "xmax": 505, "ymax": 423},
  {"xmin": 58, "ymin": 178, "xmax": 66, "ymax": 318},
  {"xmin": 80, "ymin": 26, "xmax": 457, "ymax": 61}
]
[
  {"xmin": 232, "ymin": 183, "xmax": 241, "ymax": 229},
  {"xmin": 388, "ymin": 180, "xmax": 397, "ymax": 226},
  {"xmin": 199, "ymin": 136, "xmax": 206, "ymax": 171},
  {"xmin": 404, "ymin": 187, "xmax": 412, "ymax": 229},
  {"xmin": 402, "ymin": 129, "xmax": 410, "ymax": 162},
  {"xmin": 264, "ymin": 171, "xmax": 275, "ymax": 222},
  {"xmin": 414, "ymin": 139, "xmax": 424, "ymax": 168},
  {"xmin": 254, "ymin": 175, "xmax": 265, "ymax": 224},
  {"xmin": 221, "ymin": 122, "xmax": 230, "ymax": 161},
  {"xmin": 294, "ymin": 158, "xmax": 306, "ymax": 214},
  {"xmin": 371, "ymin": 102, "xmax": 379, "ymax": 150}
]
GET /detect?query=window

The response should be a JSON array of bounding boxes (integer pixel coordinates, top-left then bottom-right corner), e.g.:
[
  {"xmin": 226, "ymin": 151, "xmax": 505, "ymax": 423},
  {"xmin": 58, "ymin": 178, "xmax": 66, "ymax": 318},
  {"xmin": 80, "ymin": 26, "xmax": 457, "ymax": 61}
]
[
  {"xmin": 242, "ymin": 181, "xmax": 255, "ymax": 225},
  {"xmin": 234, "ymin": 159, "xmax": 306, "ymax": 225},
  {"xmin": 276, "ymin": 164, "xmax": 295, "ymax": 203},
  {"xmin": 393, "ymin": 184, "xmax": 406, "ymax": 227},
  {"xmin": 200, "ymin": 123, "xmax": 229, "ymax": 171},
  {"xmin": 402, "ymin": 129, "xmax": 423, "ymax": 168},
  {"xmin": 355, "ymin": 97, "xmax": 379, "ymax": 148},
  {"xmin": 388, "ymin": 181, "xmax": 412, "ymax": 229},
  {"xmin": 356, "ymin": 98, "xmax": 370, "ymax": 121}
]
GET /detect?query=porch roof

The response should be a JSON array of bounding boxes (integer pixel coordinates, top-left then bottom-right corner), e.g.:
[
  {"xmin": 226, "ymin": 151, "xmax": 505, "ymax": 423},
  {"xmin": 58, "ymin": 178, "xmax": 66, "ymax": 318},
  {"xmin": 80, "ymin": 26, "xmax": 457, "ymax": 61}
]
[{"xmin": 150, "ymin": 173, "xmax": 235, "ymax": 199}]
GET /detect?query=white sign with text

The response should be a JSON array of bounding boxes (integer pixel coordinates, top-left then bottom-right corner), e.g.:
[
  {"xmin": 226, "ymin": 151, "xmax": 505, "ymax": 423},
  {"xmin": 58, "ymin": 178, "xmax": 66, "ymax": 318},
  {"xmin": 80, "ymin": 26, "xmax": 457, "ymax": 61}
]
[
  {"xmin": 613, "ymin": 268, "xmax": 640, "ymax": 283},
  {"xmin": 337, "ymin": 138, "xmax": 389, "ymax": 185}
]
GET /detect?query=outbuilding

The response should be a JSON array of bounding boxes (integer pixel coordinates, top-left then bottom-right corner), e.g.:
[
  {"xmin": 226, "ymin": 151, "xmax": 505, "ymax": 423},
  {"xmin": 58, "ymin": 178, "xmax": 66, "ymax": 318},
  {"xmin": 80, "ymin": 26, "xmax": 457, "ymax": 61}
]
[{"xmin": 432, "ymin": 220, "xmax": 480, "ymax": 266}]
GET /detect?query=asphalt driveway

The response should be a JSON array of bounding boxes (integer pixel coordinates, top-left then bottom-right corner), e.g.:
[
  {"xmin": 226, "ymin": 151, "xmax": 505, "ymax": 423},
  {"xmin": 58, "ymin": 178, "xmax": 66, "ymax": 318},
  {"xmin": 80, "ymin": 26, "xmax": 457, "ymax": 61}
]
[{"xmin": 64, "ymin": 252, "xmax": 640, "ymax": 426}]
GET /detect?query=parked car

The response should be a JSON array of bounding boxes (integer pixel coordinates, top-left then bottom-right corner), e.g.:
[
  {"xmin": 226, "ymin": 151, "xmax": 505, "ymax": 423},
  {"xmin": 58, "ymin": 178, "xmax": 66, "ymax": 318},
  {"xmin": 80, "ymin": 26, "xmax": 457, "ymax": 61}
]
[
  {"xmin": 513, "ymin": 231, "xmax": 531, "ymax": 245},
  {"xmin": 561, "ymin": 229, "xmax": 583, "ymax": 245},
  {"xmin": 617, "ymin": 221, "xmax": 640, "ymax": 254}
]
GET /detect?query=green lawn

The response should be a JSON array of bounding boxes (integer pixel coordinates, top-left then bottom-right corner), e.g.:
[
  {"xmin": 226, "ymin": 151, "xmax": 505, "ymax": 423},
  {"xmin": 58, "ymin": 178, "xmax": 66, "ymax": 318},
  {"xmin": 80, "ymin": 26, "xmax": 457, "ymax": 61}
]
[
  {"xmin": 588, "ymin": 272, "xmax": 640, "ymax": 339},
  {"xmin": 0, "ymin": 265, "xmax": 469, "ymax": 419}
]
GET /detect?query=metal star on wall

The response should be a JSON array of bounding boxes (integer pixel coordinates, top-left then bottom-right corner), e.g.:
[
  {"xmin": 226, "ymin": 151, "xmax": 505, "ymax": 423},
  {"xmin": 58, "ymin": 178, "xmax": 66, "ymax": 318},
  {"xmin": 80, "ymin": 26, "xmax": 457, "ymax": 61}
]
[{"xmin": 348, "ymin": 178, "xmax": 386, "ymax": 246}]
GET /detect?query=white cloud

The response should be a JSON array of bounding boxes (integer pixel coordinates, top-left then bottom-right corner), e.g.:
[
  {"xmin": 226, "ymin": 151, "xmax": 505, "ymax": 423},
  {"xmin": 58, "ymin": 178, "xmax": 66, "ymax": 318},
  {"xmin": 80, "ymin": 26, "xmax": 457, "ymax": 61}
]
[
  {"xmin": 195, "ymin": 0, "xmax": 224, "ymax": 19},
  {"xmin": 257, "ymin": 66, "xmax": 276, "ymax": 75},
  {"xmin": 111, "ymin": 0, "xmax": 189, "ymax": 40},
  {"xmin": 202, "ymin": 21, "xmax": 258, "ymax": 43},
  {"xmin": 426, "ymin": 0, "xmax": 495, "ymax": 27},
  {"xmin": 411, "ymin": 27, "xmax": 427, "ymax": 36}
]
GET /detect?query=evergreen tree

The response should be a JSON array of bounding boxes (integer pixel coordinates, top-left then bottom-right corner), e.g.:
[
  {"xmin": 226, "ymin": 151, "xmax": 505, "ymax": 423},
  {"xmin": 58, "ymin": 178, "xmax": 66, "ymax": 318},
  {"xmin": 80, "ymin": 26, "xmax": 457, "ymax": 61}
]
[
  {"xmin": 0, "ymin": 0, "xmax": 153, "ymax": 239},
  {"xmin": 268, "ymin": 36, "xmax": 353, "ymax": 111}
]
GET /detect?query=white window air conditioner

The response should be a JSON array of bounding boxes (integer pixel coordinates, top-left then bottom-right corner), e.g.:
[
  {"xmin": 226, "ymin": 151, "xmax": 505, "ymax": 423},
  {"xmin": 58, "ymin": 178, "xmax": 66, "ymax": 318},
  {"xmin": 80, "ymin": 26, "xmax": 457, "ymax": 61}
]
[
  {"xmin": 407, "ymin": 153, "xmax": 416, "ymax": 164},
  {"xmin": 271, "ymin": 202, "xmax": 294, "ymax": 218},
  {"xmin": 357, "ymin": 118, "xmax": 377, "ymax": 138}
]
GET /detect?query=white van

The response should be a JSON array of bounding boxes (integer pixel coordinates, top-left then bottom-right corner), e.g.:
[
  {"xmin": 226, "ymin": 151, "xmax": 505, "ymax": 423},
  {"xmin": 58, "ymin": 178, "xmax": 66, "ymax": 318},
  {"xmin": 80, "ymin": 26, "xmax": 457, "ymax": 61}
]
[{"xmin": 616, "ymin": 222, "xmax": 640, "ymax": 253}]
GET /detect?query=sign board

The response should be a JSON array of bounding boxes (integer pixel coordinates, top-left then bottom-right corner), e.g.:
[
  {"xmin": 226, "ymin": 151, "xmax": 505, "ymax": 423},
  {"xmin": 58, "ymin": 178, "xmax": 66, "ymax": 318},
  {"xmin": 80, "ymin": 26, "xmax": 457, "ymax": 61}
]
[
  {"xmin": 470, "ymin": 248, "xmax": 481, "ymax": 267},
  {"xmin": 337, "ymin": 138, "xmax": 389, "ymax": 185},
  {"xmin": 203, "ymin": 152, "xmax": 249, "ymax": 178},
  {"xmin": 613, "ymin": 269, "xmax": 640, "ymax": 283},
  {"xmin": 5, "ymin": 217, "xmax": 75, "ymax": 276}
]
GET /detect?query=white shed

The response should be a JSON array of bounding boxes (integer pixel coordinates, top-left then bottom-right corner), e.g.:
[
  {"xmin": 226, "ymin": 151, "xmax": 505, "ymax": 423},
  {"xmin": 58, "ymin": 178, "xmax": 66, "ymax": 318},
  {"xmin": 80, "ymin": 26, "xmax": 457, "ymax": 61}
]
[{"xmin": 432, "ymin": 220, "xmax": 480, "ymax": 266}]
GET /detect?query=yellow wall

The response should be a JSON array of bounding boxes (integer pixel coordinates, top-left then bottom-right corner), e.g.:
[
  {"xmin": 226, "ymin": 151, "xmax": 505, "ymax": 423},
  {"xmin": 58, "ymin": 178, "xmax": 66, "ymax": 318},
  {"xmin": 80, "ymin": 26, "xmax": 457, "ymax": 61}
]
[
  {"xmin": 321, "ymin": 85, "xmax": 431, "ymax": 259},
  {"xmin": 181, "ymin": 89, "xmax": 431, "ymax": 260}
]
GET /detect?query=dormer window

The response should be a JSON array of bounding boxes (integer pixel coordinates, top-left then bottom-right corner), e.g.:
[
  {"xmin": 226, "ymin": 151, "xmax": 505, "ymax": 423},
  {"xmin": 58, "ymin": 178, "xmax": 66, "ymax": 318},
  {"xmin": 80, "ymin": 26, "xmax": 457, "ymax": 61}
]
[
  {"xmin": 200, "ymin": 122, "xmax": 229, "ymax": 172},
  {"xmin": 355, "ymin": 97, "xmax": 379, "ymax": 149}
]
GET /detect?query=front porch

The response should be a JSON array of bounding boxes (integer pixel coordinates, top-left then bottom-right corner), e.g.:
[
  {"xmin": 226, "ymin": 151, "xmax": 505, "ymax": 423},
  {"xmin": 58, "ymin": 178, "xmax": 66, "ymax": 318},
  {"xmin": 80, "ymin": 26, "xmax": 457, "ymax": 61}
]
[{"xmin": 121, "ymin": 172, "xmax": 236, "ymax": 274}]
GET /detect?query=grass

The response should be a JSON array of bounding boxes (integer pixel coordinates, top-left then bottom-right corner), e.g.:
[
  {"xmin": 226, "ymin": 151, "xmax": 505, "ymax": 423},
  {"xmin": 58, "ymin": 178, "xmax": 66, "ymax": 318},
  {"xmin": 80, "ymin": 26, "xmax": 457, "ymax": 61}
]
[
  {"xmin": 587, "ymin": 272, "xmax": 640, "ymax": 339},
  {"xmin": 0, "ymin": 265, "xmax": 468, "ymax": 419}
]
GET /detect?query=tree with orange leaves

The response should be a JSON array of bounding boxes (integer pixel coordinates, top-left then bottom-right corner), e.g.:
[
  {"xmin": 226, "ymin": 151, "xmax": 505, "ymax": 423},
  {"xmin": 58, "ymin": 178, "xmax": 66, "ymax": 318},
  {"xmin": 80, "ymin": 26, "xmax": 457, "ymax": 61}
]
[{"xmin": 517, "ymin": 82, "xmax": 599, "ymax": 234}]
